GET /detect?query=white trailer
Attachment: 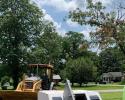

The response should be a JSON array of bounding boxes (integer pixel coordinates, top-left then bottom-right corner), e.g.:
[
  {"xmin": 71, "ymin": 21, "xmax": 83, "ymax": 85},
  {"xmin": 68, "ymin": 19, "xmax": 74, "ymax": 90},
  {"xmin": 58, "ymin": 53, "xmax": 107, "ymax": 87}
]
[
  {"xmin": 38, "ymin": 90, "xmax": 102, "ymax": 100},
  {"xmin": 38, "ymin": 80, "xmax": 102, "ymax": 100}
]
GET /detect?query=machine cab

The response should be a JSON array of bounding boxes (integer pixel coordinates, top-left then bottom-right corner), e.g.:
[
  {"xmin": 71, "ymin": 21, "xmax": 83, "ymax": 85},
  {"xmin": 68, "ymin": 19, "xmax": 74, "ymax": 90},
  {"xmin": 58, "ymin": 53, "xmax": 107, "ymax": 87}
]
[{"xmin": 16, "ymin": 64, "xmax": 53, "ymax": 92}]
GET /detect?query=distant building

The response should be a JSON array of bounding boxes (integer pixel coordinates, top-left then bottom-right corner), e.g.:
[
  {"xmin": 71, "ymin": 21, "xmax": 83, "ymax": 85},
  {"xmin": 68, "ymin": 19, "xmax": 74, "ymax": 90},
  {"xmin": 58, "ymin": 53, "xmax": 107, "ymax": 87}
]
[{"xmin": 101, "ymin": 72, "xmax": 122, "ymax": 83}]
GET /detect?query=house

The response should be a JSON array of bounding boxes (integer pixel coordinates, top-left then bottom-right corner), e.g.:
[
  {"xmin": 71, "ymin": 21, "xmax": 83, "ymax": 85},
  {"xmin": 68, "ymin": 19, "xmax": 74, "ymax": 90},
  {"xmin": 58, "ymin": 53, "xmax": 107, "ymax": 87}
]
[{"xmin": 101, "ymin": 72, "xmax": 122, "ymax": 83}]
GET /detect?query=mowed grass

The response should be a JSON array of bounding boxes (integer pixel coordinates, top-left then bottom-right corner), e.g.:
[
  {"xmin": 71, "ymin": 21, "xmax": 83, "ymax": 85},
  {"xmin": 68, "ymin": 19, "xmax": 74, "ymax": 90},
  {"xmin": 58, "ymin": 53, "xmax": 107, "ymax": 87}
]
[
  {"xmin": 56, "ymin": 85, "xmax": 124, "ymax": 90},
  {"xmin": 72, "ymin": 85, "xmax": 124, "ymax": 90},
  {"xmin": 101, "ymin": 92, "xmax": 122, "ymax": 100},
  {"xmin": 0, "ymin": 84, "xmax": 124, "ymax": 100},
  {"xmin": 0, "ymin": 88, "xmax": 123, "ymax": 100},
  {"xmin": 56, "ymin": 84, "xmax": 124, "ymax": 100}
]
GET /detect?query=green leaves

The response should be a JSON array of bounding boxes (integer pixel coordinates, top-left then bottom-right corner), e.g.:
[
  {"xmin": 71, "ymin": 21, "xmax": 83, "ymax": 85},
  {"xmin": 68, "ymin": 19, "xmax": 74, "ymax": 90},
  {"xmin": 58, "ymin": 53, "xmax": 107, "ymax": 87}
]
[
  {"xmin": 62, "ymin": 57, "xmax": 97, "ymax": 86},
  {"xmin": 0, "ymin": 0, "xmax": 46, "ymax": 88},
  {"xmin": 68, "ymin": 0, "xmax": 125, "ymax": 54},
  {"xmin": 64, "ymin": 31, "xmax": 88, "ymax": 59},
  {"xmin": 0, "ymin": 0, "xmax": 45, "ymax": 62},
  {"xmin": 99, "ymin": 47, "xmax": 125, "ymax": 73}
]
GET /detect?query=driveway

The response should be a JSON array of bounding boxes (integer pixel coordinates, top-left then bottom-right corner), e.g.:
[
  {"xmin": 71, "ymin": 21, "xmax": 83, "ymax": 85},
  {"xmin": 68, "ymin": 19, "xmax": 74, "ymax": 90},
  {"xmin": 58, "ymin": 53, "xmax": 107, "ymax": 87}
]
[{"xmin": 94, "ymin": 89, "xmax": 123, "ymax": 93}]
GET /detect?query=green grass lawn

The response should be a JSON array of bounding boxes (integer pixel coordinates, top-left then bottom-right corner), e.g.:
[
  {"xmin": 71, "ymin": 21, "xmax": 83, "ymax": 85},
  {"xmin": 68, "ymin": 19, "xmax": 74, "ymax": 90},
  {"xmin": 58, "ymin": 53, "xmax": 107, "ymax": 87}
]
[
  {"xmin": 56, "ymin": 85, "xmax": 124, "ymax": 90},
  {"xmin": 0, "ymin": 85, "xmax": 123, "ymax": 100},
  {"xmin": 73, "ymin": 85, "xmax": 124, "ymax": 90},
  {"xmin": 56, "ymin": 84, "xmax": 124, "ymax": 100},
  {"xmin": 101, "ymin": 92, "xmax": 122, "ymax": 100},
  {"xmin": 0, "ymin": 83, "xmax": 124, "ymax": 100}
]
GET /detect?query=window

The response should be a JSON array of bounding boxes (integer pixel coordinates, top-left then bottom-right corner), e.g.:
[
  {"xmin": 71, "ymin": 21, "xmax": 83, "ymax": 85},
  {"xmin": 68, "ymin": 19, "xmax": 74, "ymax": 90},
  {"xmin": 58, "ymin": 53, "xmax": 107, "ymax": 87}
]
[
  {"xmin": 52, "ymin": 97, "xmax": 62, "ymax": 100},
  {"xmin": 25, "ymin": 82, "xmax": 33, "ymax": 89},
  {"xmin": 75, "ymin": 94, "xmax": 87, "ymax": 100},
  {"xmin": 90, "ymin": 95, "xmax": 100, "ymax": 100}
]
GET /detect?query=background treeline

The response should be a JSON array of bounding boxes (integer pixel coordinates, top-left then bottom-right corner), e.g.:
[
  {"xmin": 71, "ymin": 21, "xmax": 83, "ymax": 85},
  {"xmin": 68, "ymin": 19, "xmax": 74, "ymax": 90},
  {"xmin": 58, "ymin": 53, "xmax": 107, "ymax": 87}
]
[{"xmin": 1, "ymin": 0, "xmax": 125, "ymax": 88}]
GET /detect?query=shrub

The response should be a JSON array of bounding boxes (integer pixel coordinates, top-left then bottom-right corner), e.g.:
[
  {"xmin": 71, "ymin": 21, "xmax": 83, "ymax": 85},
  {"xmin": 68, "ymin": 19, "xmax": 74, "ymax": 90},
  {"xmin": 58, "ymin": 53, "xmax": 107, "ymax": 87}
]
[
  {"xmin": 120, "ymin": 80, "xmax": 125, "ymax": 85},
  {"xmin": 1, "ymin": 76, "xmax": 10, "ymax": 90}
]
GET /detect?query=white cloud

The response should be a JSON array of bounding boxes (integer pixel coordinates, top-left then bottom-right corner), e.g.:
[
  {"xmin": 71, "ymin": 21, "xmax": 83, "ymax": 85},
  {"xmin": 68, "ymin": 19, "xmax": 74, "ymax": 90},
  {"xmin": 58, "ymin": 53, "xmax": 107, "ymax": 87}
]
[
  {"xmin": 66, "ymin": 19, "xmax": 79, "ymax": 27},
  {"xmin": 43, "ymin": 10, "xmax": 53, "ymax": 21},
  {"xmin": 81, "ymin": 30, "xmax": 90, "ymax": 41},
  {"xmin": 42, "ymin": 9, "xmax": 61, "ymax": 28},
  {"xmin": 33, "ymin": 0, "xmax": 113, "ymax": 12},
  {"xmin": 32, "ymin": 0, "xmax": 78, "ymax": 12},
  {"xmin": 81, "ymin": 27, "xmax": 101, "ymax": 53},
  {"xmin": 80, "ymin": 25, "xmax": 96, "ymax": 41},
  {"xmin": 57, "ymin": 28, "xmax": 66, "ymax": 36},
  {"xmin": 42, "ymin": 9, "xmax": 66, "ymax": 36},
  {"xmin": 93, "ymin": 0, "xmax": 113, "ymax": 5}
]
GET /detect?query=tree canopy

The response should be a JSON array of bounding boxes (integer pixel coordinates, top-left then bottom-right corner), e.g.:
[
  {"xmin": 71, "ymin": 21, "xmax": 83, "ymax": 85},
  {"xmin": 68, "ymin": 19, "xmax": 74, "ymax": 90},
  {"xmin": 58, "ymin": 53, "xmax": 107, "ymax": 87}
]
[
  {"xmin": 62, "ymin": 31, "xmax": 88, "ymax": 59},
  {"xmin": 1, "ymin": 0, "xmax": 125, "ymax": 89},
  {"xmin": 69, "ymin": 0, "xmax": 125, "ymax": 55},
  {"xmin": 27, "ymin": 23, "xmax": 63, "ymax": 73},
  {"xmin": 0, "ymin": 0, "xmax": 48, "ymax": 88},
  {"xmin": 62, "ymin": 57, "xmax": 97, "ymax": 86},
  {"xmin": 99, "ymin": 47, "xmax": 125, "ymax": 73}
]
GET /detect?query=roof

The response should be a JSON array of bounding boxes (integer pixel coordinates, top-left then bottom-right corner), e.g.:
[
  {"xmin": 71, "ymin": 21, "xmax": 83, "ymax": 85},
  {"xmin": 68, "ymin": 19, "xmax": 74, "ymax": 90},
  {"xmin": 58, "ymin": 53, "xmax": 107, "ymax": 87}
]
[
  {"xmin": 28, "ymin": 64, "xmax": 53, "ymax": 69},
  {"xmin": 102, "ymin": 73, "xmax": 112, "ymax": 77},
  {"xmin": 109, "ymin": 72, "xmax": 122, "ymax": 77},
  {"xmin": 102, "ymin": 72, "xmax": 122, "ymax": 78},
  {"xmin": 53, "ymin": 75, "xmax": 61, "ymax": 80}
]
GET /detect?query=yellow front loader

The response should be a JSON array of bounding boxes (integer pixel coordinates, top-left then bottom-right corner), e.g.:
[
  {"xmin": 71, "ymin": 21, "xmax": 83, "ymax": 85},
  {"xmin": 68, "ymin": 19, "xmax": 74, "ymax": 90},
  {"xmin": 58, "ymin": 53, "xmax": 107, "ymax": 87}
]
[{"xmin": 16, "ymin": 64, "xmax": 53, "ymax": 92}]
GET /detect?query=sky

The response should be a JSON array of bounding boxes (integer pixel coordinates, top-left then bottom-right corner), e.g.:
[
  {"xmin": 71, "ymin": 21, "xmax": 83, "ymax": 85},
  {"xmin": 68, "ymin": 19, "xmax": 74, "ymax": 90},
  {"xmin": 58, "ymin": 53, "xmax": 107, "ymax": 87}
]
[
  {"xmin": 31, "ymin": 0, "xmax": 116, "ymax": 52},
  {"xmin": 32, "ymin": 0, "xmax": 115, "ymax": 39},
  {"xmin": 31, "ymin": 0, "xmax": 121, "ymax": 53}
]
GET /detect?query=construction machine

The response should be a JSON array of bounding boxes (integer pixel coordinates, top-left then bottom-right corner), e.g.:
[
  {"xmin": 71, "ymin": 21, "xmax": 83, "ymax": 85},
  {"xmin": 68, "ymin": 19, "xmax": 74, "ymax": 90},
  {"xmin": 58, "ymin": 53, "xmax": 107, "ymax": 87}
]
[
  {"xmin": 0, "ymin": 64, "xmax": 102, "ymax": 100},
  {"xmin": 0, "ymin": 80, "xmax": 102, "ymax": 100},
  {"xmin": 16, "ymin": 64, "xmax": 53, "ymax": 92}
]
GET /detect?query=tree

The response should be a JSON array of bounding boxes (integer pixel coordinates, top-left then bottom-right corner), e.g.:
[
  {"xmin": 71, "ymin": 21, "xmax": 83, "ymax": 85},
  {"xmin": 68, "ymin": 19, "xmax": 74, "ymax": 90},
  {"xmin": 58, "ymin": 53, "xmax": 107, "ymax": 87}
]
[
  {"xmin": 0, "ymin": 0, "xmax": 45, "ymax": 88},
  {"xmin": 27, "ymin": 23, "xmax": 63, "ymax": 73},
  {"xmin": 62, "ymin": 31, "xmax": 88, "ymax": 60},
  {"xmin": 69, "ymin": 0, "xmax": 125, "ymax": 55},
  {"xmin": 62, "ymin": 57, "xmax": 97, "ymax": 86},
  {"xmin": 61, "ymin": 59, "xmax": 77, "ymax": 86},
  {"xmin": 0, "ymin": 64, "xmax": 11, "ymax": 80},
  {"xmin": 99, "ymin": 47, "xmax": 125, "ymax": 73},
  {"xmin": 85, "ymin": 51, "xmax": 100, "ymax": 82}
]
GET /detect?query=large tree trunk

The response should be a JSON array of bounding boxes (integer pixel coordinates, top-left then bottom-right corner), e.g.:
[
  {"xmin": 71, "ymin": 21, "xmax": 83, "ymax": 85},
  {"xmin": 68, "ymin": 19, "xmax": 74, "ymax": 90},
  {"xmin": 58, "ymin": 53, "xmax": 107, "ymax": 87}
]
[
  {"xmin": 12, "ymin": 65, "xmax": 20, "ymax": 89},
  {"xmin": 8, "ymin": 55, "xmax": 20, "ymax": 89},
  {"xmin": 79, "ymin": 83, "xmax": 82, "ymax": 87}
]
